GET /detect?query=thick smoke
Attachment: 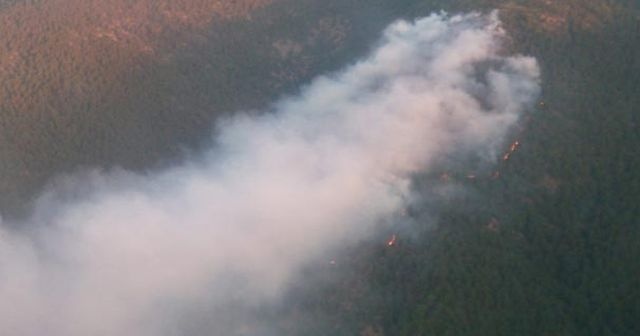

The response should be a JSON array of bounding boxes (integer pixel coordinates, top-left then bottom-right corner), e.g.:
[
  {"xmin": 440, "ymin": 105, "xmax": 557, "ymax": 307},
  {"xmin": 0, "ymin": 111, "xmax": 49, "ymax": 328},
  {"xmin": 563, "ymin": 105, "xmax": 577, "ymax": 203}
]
[{"xmin": 0, "ymin": 12, "xmax": 539, "ymax": 336}]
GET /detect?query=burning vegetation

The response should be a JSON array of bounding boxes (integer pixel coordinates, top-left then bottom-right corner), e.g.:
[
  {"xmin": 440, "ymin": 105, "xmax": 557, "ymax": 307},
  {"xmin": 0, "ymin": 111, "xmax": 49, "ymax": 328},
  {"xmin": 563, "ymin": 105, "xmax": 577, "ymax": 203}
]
[
  {"xmin": 502, "ymin": 140, "xmax": 520, "ymax": 161},
  {"xmin": 386, "ymin": 234, "xmax": 398, "ymax": 247}
]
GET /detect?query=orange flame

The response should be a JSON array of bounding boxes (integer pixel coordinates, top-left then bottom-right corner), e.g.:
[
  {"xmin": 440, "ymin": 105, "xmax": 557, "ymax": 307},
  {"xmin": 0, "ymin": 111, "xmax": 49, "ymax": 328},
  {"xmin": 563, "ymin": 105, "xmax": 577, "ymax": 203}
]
[
  {"xmin": 503, "ymin": 140, "xmax": 520, "ymax": 161},
  {"xmin": 387, "ymin": 234, "xmax": 397, "ymax": 247}
]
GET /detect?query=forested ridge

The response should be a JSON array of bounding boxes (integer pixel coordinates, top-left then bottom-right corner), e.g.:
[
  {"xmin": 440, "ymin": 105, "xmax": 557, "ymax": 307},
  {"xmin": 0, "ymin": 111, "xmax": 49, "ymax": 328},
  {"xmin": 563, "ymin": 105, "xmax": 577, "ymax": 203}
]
[
  {"xmin": 266, "ymin": 1, "xmax": 640, "ymax": 335},
  {"xmin": 0, "ymin": 0, "xmax": 639, "ymax": 335},
  {"xmin": 0, "ymin": 0, "xmax": 278, "ymax": 213},
  {"xmin": 0, "ymin": 0, "xmax": 418, "ymax": 216}
]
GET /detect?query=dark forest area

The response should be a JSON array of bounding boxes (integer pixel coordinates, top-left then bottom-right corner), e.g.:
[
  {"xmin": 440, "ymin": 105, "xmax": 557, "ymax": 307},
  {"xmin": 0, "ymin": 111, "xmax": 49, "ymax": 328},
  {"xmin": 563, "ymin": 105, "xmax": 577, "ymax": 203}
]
[{"xmin": 272, "ymin": 2, "xmax": 640, "ymax": 335}]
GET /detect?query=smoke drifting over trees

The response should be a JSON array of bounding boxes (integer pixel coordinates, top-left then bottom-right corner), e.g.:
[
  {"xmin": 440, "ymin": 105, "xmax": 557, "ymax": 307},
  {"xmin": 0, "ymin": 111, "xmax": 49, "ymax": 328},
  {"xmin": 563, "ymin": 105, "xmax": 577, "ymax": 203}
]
[{"xmin": 0, "ymin": 12, "xmax": 539, "ymax": 336}]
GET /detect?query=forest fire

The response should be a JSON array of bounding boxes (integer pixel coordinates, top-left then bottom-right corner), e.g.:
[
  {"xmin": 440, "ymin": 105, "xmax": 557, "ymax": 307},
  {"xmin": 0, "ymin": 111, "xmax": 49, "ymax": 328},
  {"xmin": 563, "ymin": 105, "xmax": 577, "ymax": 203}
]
[
  {"xmin": 503, "ymin": 140, "xmax": 520, "ymax": 161},
  {"xmin": 510, "ymin": 141, "xmax": 520, "ymax": 152},
  {"xmin": 387, "ymin": 234, "xmax": 397, "ymax": 247}
]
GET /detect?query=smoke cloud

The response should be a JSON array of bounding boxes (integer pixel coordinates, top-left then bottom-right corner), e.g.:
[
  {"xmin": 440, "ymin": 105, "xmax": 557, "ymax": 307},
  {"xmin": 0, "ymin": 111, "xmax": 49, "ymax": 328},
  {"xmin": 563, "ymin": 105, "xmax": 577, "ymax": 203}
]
[{"xmin": 0, "ymin": 12, "xmax": 539, "ymax": 336}]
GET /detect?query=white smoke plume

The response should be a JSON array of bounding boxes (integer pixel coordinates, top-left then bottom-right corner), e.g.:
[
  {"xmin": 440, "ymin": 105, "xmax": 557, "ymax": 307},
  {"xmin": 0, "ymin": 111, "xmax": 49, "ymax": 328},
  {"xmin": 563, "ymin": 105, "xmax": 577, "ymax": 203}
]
[{"xmin": 0, "ymin": 12, "xmax": 539, "ymax": 336}]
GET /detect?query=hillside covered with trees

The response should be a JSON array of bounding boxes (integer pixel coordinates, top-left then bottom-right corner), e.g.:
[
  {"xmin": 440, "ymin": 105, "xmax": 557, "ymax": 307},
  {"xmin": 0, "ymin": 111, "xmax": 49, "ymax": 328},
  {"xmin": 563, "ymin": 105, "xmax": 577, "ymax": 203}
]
[
  {"xmin": 266, "ymin": 1, "xmax": 640, "ymax": 335},
  {"xmin": 0, "ymin": 0, "xmax": 638, "ymax": 335}
]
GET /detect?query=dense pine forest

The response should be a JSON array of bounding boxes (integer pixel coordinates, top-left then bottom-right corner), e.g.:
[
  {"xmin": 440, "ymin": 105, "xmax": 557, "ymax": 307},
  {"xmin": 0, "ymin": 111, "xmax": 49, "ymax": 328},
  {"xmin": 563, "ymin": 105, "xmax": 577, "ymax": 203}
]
[
  {"xmin": 270, "ymin": 2, "xmax": 640, "ymax": 335},
  {"xmin": 0, "ymin": 0, "xmax": 638, "ymax": 335}
]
